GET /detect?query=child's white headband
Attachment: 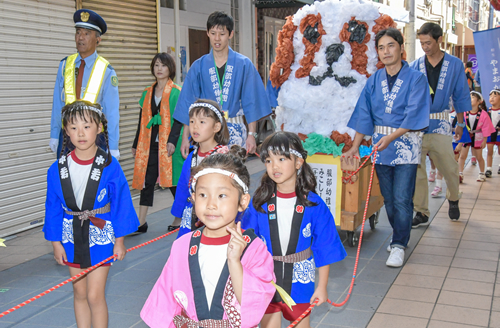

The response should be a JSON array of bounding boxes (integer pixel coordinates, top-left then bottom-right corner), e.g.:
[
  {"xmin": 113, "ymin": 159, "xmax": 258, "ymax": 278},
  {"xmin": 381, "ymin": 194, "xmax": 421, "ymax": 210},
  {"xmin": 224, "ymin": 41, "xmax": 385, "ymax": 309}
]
[
  {"xmin": 191, "ymin": 168, "xmax": 249, "ymax": 194},
  {"xmin": 471, "ymin": 91, "xmax": 483, "ymax": 101},
  {"xmin": 267, "ymin": 145, "xmax": 303, "ymax": 159},
  {"xmin": 71, "ymin": 104, "xmax": 103, "ymax": 116},
  {"xmin": 490, "ymin": 89, "xmax": 500, "ymax": 96},
  {"xmin": 189, "ymin": 103, "xmax": 223, "ymax": 122}
]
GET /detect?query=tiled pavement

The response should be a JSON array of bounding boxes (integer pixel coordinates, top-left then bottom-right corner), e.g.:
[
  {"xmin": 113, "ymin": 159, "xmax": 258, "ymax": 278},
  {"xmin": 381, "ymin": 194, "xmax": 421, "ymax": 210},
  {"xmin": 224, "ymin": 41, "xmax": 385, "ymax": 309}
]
[
  {"xmin": 368, "ymin": 154, "xmax": 500, "ymax": 328},
  {"xmin": 0, "ymin": 155, "xmax": 498, "ymax": 327}
]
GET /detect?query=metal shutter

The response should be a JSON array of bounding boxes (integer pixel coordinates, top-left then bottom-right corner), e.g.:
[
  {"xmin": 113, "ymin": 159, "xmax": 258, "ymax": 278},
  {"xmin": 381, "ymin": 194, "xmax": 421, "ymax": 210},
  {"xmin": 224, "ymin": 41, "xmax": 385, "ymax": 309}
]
[
  {"xmin": 0, "ymin": 0, "xmax": 76, "ymax": 237},
  {"xmin": 82, "ymin": 0, "xmax": 158, "ymax": 191}
]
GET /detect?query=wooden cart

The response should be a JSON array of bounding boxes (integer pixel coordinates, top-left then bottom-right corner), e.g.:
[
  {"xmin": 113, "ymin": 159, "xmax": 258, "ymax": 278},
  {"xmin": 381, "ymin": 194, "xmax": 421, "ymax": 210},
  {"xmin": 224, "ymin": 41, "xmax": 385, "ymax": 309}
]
[{"xmin": 340, "ymin": 157, "xmax": 384, "ymax": 247}]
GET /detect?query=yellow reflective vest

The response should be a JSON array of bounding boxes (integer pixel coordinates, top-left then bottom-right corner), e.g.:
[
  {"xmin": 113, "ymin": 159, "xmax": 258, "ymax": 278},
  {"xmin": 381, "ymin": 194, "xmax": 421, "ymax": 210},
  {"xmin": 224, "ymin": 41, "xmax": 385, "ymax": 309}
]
[{"xmin": 64, "ymin": 53, "xmax": 109, "ymax": 104}]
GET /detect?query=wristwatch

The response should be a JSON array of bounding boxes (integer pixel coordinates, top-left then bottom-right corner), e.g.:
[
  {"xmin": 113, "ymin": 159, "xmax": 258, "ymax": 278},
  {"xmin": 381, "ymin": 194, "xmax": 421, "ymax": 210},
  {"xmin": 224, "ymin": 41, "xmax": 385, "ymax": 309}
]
[
  {"xmin": 248, "ymin": 132, "xmax": 258, "ymax": 138},
  {"xmin": 456, "ymin": 122, "xmax": 466, "ymax": 128}
]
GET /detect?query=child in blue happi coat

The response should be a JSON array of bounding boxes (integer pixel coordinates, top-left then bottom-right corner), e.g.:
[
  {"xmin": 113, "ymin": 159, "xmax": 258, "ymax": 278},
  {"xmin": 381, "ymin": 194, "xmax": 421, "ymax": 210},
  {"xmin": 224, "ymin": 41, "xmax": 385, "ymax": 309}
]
[
  {"xmin": 172, "ymin": 99, "xmax": 230, "ymax": 238},
  {"xmin": 44, "ymin": 100, "xmax": 139, "ymax": 327},
  {"xmin": 243, "ymin": 131, "xmax": 346, "ymax": 328}
]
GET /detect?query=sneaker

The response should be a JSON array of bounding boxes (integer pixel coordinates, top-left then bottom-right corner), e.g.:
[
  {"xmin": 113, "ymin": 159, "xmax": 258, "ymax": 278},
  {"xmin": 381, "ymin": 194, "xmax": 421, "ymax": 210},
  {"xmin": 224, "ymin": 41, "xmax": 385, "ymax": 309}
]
[
  {"xmin": 412, "ymin": 212, "xmax": 429, "ymax": 228},
  {"xmin": 486, "ymin": 170, "xmax": 492, "ymax": 178},
  {"xmin": 448, "ymin": 200, "xmax": 460, "ymax": 220},
  {"xmin": 459, "ymin": 172, "xmax": 464, "ymax": 184},
  {"xmin": 431, "ymin": 186, "xmax": 442, "ymax": 197},
  {"xmin": 477, "ymin": 173, "xmax": 486, "ymax": 182},
  {"xmin": 130, "ymin": 222, "xmax": 148, "ymax": 235},
  {"xmin": 471, "ymin": 156, "xmax": 477, "ymax": 165},
  {"xmin": 387, "ymin": 240, "xmax": 409, "ymax": 252},
  {"xmin": 428, "ymin": 170, "xmax": 436, "ymax": 182},
  {"xmin": 386, "ymin": 247, "xmax": 405, "ymax": 267}
]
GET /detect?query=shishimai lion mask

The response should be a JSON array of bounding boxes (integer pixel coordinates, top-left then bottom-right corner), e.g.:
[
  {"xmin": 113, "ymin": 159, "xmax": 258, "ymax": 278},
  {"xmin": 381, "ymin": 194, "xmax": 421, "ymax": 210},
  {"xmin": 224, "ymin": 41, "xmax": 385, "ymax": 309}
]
[{"xmin": 270, "ymin": 0, "xmax": 399, "ymax": 150}]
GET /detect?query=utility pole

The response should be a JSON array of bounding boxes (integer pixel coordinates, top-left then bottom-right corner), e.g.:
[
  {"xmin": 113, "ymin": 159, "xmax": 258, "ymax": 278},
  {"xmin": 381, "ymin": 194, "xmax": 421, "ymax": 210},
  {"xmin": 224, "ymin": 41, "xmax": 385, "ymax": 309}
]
[
  {"xmin": 174, "ymin": 0, "xmax": 181, "ymax": 84},
  {"xmin": 405, "ymin": 0, "xmax": 417, "ymax": 62},
  {"xmin": 443, "ymin": 0, "xmax": 449, "ymax": 53},
  {"xmin": 461, "ymin": 0, "xmax": 466, "ymax": 62}
]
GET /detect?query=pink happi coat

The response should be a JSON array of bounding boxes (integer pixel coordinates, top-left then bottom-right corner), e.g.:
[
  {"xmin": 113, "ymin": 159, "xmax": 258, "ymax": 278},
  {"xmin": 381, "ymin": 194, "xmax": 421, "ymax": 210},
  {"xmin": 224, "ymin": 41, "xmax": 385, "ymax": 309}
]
[
  {"xmin": 141, "ymin": 229, "xmax": 276, "ymax": 328},
  {"xmin": 466, "ymin": 110, "xmax": 496, "ymax": 148}
]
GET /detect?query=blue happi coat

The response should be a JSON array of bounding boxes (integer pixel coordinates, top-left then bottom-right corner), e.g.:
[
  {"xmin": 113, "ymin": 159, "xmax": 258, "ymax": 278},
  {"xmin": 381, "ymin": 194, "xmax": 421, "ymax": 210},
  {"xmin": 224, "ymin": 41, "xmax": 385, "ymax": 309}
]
[
  {"xmin": 171, "ymin": 151, "xmax": 195, "ymax": 238},
  {"xmin": 44, "ymin": 151, "xmax": 139, "ymax": 267},
  {"xmin": 242, "ymin": 192, "xmax": 346, "ymax": 304},
  {"xmin": 348, "ymin": 61, "xmax": 430, "ymax": 166},
  {"xmin": 173, "ymin": 47, "xmax": 272, "ymax": 125},
  {"xmin": 410, "ymin": 53, "xmax": 472, "ymax": 135}
]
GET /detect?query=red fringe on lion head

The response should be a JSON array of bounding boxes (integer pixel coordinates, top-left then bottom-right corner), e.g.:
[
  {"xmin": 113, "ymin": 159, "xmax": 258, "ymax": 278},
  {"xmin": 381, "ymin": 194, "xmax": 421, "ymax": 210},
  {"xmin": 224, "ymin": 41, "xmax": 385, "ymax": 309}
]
[
  {"xmin": 269, "ymin": 16, "xmax": 297, "ymax": 88},
  {"xmin": 295, "ymin": 13, "xmax": 326, "ymax": 79}
]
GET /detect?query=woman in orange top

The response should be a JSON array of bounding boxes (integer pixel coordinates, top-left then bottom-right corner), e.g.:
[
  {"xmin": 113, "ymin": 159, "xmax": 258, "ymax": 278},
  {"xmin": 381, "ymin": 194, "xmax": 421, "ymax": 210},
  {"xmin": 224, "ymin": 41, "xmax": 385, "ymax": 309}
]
[
  {"xmin": 132, "ymin": 53, "xmax": 184, "ymax": 233},
  {"xmin": 465, "ymin": 61, "xmax": 475, "ymax": 91}
]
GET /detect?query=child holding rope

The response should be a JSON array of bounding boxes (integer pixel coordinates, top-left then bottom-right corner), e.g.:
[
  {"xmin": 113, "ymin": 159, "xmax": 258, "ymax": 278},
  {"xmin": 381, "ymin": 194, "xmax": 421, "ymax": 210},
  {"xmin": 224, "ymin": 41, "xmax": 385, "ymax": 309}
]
[
  {"xmin": 458, "ymin": 91, "xmax": 496, "ymax": 182},
  {"xmin": 141, "ymin": 146, "xmax": 276, "ymax": 327},
  {"xmin": 243, "ymin": 131, "xmax": 347, "ymax": 328},
  {"xmin": 43, "ymin": 100, "xmax": 139, "ymax": 328},
  {"xmin": 171, "ymin": 99, "xmax": 230, "ymax": 238},
  {"xmin": 486, "ymin": 88, "xmax": 500, "ymax": 177}
]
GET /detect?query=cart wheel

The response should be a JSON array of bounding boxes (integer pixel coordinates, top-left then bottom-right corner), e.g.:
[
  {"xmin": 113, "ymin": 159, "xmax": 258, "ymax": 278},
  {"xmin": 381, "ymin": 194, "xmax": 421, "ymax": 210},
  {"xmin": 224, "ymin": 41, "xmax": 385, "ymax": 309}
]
[
  {"xmin": 369, "ymin": 211, "xmax": 380, "ymax": 230},
  {"xmin": 346, "ymin": 231, "xmax": 358, "ymax": 247}
]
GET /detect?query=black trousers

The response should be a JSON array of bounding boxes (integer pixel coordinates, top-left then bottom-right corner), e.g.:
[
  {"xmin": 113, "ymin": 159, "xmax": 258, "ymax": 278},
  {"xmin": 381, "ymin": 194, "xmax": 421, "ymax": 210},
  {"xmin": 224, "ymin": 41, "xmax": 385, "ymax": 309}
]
[{"xmin": 139, "ymin": 150, "xmax": 177, "ymax": 206}]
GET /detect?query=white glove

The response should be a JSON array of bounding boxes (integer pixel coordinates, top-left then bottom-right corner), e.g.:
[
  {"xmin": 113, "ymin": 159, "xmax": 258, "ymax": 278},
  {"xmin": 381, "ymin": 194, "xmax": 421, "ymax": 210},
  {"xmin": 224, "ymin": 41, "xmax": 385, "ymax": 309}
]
[
  {"xmin": 49, "ymin": 138, "xmax": 59, "ymax": 153},
  {"xmin": 110, "ymin": 149, "xmax": 120, "ymax": 160}
]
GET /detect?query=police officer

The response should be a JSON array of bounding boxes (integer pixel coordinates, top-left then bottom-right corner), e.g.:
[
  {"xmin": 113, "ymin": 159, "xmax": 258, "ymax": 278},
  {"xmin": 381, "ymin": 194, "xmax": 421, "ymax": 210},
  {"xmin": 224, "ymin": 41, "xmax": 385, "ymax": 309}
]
[{"xmin": 49, "ymin": 9, "xmax": 120, "ymax": 159}]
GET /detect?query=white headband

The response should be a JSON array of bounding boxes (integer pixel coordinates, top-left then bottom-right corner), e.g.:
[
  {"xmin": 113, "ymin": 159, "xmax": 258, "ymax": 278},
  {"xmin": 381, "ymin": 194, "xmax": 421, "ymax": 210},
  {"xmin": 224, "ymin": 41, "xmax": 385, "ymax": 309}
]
[
  {"xmin": 191, "ymin": 168, "xmax": 249, "ymax": 194},
  {"xmin": 189, "ymin": 103, "xmax": 223, "ymax": 122},
  {"xmin": 471, "ymin": 91, "xmax": 483, "ymax": 101},
  {"xmin": 490, "ymin": 89, "xmax": 500, "ymax": 96},
  {"xmin": 69, "ymin": 104, "xmax": 103, "ymax": 116},
  {"xmin": 267, "ymin": 146, "xmax": 303, "ymax": 159}
]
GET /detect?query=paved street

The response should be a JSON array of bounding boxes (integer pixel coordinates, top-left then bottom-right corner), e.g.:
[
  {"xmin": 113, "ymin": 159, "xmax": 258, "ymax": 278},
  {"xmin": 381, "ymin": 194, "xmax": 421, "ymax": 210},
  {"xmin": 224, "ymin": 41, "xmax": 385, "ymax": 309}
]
[{"xmin": 1, "ymin": 155, "xmax": 499, "ymax": 327}]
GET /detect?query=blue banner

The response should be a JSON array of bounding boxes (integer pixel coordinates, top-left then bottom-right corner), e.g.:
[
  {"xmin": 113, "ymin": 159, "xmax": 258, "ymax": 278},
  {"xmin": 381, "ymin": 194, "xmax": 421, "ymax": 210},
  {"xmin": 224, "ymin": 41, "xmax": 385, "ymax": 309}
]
[{"xmin": 473, "ymin": 27, "xmax": 500, "ymax": 108}]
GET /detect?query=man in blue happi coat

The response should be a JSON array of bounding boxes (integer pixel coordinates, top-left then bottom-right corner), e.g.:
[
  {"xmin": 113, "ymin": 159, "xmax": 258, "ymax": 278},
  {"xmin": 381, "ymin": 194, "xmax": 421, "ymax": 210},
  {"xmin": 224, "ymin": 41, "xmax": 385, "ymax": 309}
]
[
  {"xmin": 174, "ymin": 12, "xmax": 272, "ymax": 157},
  {"xmin": 343, "ymin": 28, "xmax": 430, "ymax": 268},
  {"xmin": 410, "ymin": 22, "xmax": 470, "ymax": 227}
]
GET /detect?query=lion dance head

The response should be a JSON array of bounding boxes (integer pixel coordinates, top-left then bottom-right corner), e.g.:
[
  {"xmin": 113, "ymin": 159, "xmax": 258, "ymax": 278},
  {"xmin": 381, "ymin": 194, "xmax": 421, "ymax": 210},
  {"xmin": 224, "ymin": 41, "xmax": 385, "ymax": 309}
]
[{"xmin": 270, "ymin": 0, "xmax": 398, "ymax": 151}]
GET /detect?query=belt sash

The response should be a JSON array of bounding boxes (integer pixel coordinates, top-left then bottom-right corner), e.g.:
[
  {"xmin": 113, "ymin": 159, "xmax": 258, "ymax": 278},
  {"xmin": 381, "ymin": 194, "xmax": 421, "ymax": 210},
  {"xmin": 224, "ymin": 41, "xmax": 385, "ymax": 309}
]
[{"xmin": 64, "ymin": 203, "xmax": 110, "ymax": 229}]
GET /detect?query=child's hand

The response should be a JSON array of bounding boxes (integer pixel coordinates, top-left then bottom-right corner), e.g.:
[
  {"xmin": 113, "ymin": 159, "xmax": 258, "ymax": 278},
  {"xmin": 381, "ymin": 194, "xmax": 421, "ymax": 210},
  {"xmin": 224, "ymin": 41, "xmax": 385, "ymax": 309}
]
[
  {"xmin": 481, "ymin": 139, "xmax": 487, "ymax": 149},
  {"xmin": 52, "ymin": 242, "xmax": 67, "ymax": 265},
  {"xmin": 113, "ymin": 238, "xmax": 127, "ymax": 261},
  {"xmin": 226, "ymin": 222, "xmax": 247, "ymax": 262},
  {"xmin": 455, "ymin": 143, "xmax": 463, "ymax": 152},
  {"xmin": 310, "ymin": 286, "xmax": 328, "ymax": 306}
]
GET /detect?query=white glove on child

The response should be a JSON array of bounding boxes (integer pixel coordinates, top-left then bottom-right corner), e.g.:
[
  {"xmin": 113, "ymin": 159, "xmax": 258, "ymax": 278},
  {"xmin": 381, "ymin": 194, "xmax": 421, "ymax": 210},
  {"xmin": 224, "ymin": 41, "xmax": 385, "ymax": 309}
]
[
  {"xmin": 110, "ymin": 149, "xmax": 120, "ymax": 160},
  {"xmin": 49, "ymin": 138, "xmax": 59, "ymax": 153}
]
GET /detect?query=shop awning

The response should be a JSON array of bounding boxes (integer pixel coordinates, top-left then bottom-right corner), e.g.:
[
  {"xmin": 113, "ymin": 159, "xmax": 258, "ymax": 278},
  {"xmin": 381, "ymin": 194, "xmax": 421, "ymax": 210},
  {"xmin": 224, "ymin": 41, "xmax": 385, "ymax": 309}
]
[{"xmin": 455, "ymin": 22, "xmax": 475, "ymax": 46}]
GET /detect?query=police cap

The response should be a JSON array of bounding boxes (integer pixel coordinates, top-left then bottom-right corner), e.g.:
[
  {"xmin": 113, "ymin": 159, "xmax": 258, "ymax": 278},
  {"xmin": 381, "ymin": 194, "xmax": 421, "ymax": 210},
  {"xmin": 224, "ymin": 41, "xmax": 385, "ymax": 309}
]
[{"xmin": 74, "ymin": 9, "xmax": 107, "ymax": 35}]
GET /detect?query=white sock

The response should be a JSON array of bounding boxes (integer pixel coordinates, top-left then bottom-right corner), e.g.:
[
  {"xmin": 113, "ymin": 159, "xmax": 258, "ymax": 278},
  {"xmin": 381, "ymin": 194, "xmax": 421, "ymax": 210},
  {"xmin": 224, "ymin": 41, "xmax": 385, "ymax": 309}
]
[
  {"xmin": 480, "ymin": 172, "xmax": 485, "ymax": 175},
  {"xmin": 487, "ymin": 167, "xmax": 492, "ymax": 171},
  {"xmin": 459, "ymin": 172, "xmax": 463, "ymax": 175},
  {"xmin": 436, "ymin": 179, "xmax": 442, "ymax": 188},
  {"xmin": 430, "ymin": 169, "xmax": 436, "ymax": 173}
]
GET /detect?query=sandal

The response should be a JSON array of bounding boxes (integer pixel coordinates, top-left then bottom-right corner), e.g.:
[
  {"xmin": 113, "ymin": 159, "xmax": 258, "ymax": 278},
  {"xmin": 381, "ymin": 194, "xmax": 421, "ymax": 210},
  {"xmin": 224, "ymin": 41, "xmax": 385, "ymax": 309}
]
[{"xmin": 168, "ymin": 225, "xmax": 180, "ymax": 232}]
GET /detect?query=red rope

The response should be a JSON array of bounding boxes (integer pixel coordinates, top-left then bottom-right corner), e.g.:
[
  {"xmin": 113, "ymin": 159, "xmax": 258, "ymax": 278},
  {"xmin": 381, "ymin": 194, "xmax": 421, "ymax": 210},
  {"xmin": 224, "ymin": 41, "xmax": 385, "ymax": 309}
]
[
  {"xmin": 0, "ymin": 228, "xmax": 180, "ymax": 318},
  {"xmin": 287, "ymin": 147, "xmax": 378, "ymax": 328},
  {"xmin": 341, "ymin": 149, "xmax": 375, "ymax": 184},
  {"xmin": 2, "ymin": 147, "xmax": 378, "ymax": 323}
]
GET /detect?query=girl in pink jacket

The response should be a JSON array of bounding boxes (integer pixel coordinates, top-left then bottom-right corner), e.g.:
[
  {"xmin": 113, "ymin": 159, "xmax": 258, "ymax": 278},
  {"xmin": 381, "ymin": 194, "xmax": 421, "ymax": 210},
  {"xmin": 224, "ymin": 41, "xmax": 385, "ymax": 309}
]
[{"xmin": 458, "ymin": 91, "xmax": 496, "ymax": 182}]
